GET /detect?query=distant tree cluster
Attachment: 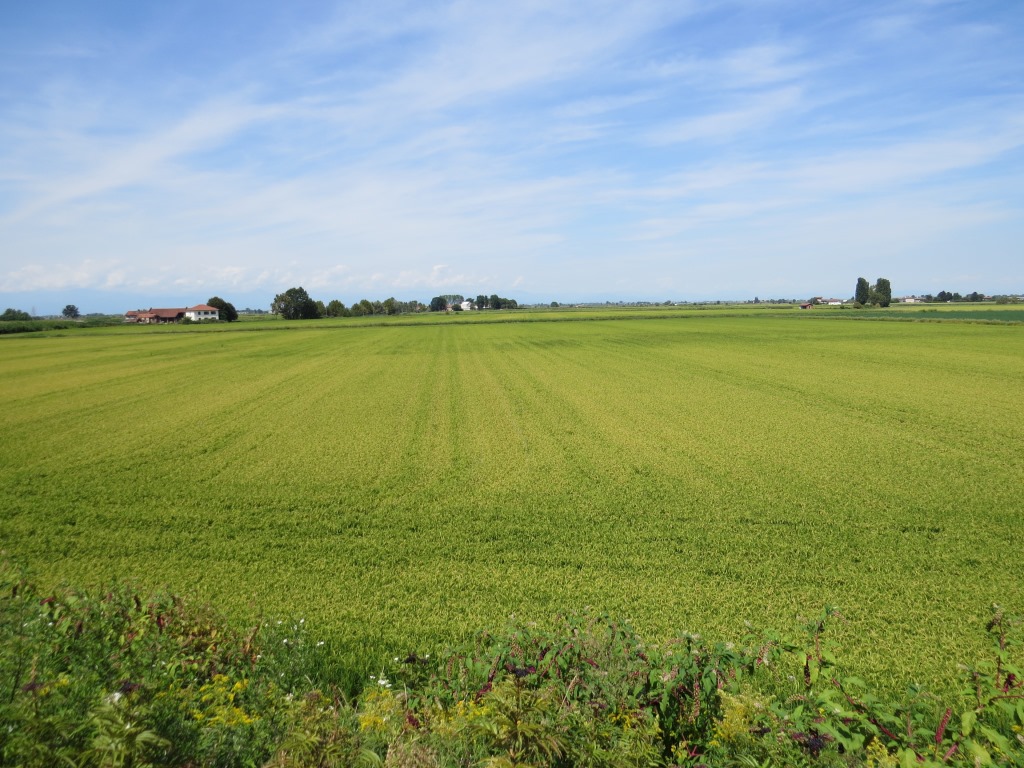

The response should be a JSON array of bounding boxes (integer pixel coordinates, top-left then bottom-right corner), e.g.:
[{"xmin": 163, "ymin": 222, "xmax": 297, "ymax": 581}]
[
  {"xmin": 424, "ymin": 293, "xmax": 520, "ymax": 312},
  {"xmin": 922, "ymin": 291, "xmax": 986, "ymax": 303},
  {"xmin": 270, "ymin": 287, "xmax": 426, "ymax": 319},
  {"xmin": 854, "ymin": 277, "xmax": 892, "ymax": 307},
  {"xmin": 271, "ymin": 287, "xmax": 320, "ymax": 319},
  {"xmin": 1, "ymin": 308, "xmax": 32, "ymax": 321}
]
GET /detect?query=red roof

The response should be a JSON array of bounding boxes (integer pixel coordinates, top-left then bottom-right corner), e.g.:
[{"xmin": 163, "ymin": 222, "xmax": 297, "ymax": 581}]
[{"xmin": 187, "ymin": 305, "xmax": 219, "ymax": 311}]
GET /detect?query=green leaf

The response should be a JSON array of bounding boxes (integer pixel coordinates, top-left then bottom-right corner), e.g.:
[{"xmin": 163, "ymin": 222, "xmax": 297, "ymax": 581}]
[
  {"xmin": 978, "ymin": 726, "xmax": 1012, "ymax": 755},
  {"xmin": 960, "ymin": 710, "xmax": 975, "ymax": 737},
  {"xmin": 965, "ymin": 738, "xmax": 992, "ymax": 766}
]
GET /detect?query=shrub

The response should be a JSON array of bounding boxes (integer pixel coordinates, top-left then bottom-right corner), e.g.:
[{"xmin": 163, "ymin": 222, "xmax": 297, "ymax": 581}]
[{"xmin": 2, "ymin": 561, "xmax": 1022, "ymax": 766}]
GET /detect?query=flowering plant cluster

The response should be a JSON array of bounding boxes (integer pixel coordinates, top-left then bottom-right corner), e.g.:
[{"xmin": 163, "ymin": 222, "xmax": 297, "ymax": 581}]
[{"xmin": 2, "ymin": 560, "xmax": 1022, "ymax": 767}]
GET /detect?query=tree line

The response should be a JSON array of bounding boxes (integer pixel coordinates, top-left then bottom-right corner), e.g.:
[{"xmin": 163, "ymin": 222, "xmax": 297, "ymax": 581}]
[
  {"xmin": 920, "ymin": 291, "xmax": 988, "ymax": 303},
  {"xmin": 270, "ymin": 287, "xmax": 518, "ymax": 319}
]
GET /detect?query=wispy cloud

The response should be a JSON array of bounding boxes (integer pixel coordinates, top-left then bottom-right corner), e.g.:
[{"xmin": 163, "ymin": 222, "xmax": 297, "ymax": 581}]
[
  {"xmin": 646, "ymin": 87, "xmax": 804, "ymax": 144},
  {"xmin": 1, "ymin": 0, "xmax": 1022, "ymax": 309}
]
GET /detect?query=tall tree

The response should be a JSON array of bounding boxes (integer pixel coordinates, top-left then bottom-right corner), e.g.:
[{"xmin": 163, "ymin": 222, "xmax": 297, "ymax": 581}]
[
  {"xmin": 872, "ymin": 278, "xmax": 892, "ymax": 308},
  {"xmin": 271, "ymin": 287, "xmax": 319, "ymax": 319},
  {"xmin": 855, "ymin": 277, "xmax": 870, "ymax": 305},
  {"xmin": 206, "ymin": 296, "xmax": 238, "ymax": 321},
  {"xmin": 62, "ymin": 304, "xmax": 80, "ymax": 319},
  {"xmin": 429, "ymin": 296, "xmax": 448, "ymax": 312}
]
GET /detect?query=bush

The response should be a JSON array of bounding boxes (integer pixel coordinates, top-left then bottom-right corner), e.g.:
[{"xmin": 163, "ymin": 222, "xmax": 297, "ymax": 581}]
[{"xmin": 2, "ymin": 561, "xmax": 1022, "ymax": 766}]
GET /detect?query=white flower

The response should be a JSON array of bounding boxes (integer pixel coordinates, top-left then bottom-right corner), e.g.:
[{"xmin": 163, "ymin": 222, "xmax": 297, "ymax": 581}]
[
  {"xmin": 317, "ymin": 641, "xmax": 325, "ymax": 647},
  {"xmin": 283, "ymin": 639, "xmax": 289, "ymax": 644}
]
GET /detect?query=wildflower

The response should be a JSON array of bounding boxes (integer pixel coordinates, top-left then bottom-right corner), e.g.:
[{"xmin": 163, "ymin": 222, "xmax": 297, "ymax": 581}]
[
  {"xmin": 283, "ymin": 638, "xmax": 289, "ymax": 644},
  {"xmin": 317, "ymin": 641, "xmax": 324, "ymax": 647}
]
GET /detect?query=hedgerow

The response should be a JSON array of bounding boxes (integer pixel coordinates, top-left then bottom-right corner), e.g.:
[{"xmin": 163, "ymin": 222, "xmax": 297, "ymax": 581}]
[{"xmin": 2, "ymin": 561, "xmax": 1022, "ymax": 767}]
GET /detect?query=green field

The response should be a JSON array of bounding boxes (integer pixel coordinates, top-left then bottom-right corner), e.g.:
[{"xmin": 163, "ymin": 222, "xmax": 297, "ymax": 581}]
[{"xmin": 2, "ymin": 308, "xmax": 1023, "ymax": 692}]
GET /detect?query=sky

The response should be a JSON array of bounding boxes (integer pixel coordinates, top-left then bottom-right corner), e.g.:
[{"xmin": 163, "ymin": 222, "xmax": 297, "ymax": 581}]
[{"xmin": 1, "ymin": 0, "xmax": 1022, "ymax": 314}]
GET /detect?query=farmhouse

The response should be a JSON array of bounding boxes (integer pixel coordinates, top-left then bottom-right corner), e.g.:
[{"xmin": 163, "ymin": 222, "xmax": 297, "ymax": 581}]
[
  {"xmin": 124, "ymin": 305, "xmax": 220, "ymax": 324},
  {"xmin": 799, "ymin": 302, "xmax": 814, "ymax": 309}
]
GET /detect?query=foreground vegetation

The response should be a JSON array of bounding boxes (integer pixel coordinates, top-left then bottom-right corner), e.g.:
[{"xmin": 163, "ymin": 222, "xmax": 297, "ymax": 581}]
[
  {"xmin": 2, "ymin": 310, "xmax": 1024, "ymax": 697},
  {"xmin": 3, "ymin": 564, "xmax": 1022, "ymax": 767}
]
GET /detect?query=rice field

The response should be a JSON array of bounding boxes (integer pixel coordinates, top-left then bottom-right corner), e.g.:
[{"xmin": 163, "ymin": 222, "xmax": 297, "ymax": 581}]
[{"xmin": 2, "ymin": 309, "xmax": 1023, "ymax": 692}]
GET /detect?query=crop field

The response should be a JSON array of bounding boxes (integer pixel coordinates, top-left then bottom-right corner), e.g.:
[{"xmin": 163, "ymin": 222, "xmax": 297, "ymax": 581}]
[{"xmin": 2, "ymin": 309, "xmax": 1023, "ymax": 692}]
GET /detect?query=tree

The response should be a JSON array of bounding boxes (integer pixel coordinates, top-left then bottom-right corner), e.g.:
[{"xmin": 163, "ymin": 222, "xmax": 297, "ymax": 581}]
[
  {"xmin": 271, "ymin": 287, "xmax": 320, "ymax": 319},
  {"xmin": 325, "ymin": 299, "xmax": 346, "ymax": 317},
  {"xmin": 1, "ymin": 308, "xmax": 31, "ymax": 321},
  {"xmin": 429, "ymin": 296, "xmax": 448, "ymax": 312},
  {"xmin": 206, "ymin": 296, "xmax": 238, "ymax": 322},
  {"xmin": 872, "ymin": 278, "xmax": 892, "ymax": 308},
  {"xmin": 476, "ymin": 294, "xmax": 488, "ymax": 309},
  {"xmin": 855, "ymin": 278, "xmax": 870, "ymax": 305},
  {"xmin": 62, "ymin": 304, "xmax": 81, "ymax": 319}
]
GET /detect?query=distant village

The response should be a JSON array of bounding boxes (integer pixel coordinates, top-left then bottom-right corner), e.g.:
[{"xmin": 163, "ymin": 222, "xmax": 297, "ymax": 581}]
[{"xmin": 99, "ymin": 289, "xmax": 1024, "ymax": 325}]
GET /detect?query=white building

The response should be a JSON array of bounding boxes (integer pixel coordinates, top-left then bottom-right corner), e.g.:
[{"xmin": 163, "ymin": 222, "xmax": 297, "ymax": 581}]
[{"xmin": 183, "ymin": 304, "xmax": 220, "ymax": 321}]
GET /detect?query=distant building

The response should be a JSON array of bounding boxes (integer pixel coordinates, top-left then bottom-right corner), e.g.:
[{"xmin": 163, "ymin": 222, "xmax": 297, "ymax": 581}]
[
  {"xmin": 184, "ymin": 305, "xmax": 220, "ymax": 321},
  {"xmin": 124, "ymin": 305, "xmax": 219, "ymax": 324},
  {"xmin": 460, "ymin": 300, "xmax": 473, "ymax": 311},
  {"xmin": 799, "ymin": 303, "xmax": 814, "ymax": 309}
]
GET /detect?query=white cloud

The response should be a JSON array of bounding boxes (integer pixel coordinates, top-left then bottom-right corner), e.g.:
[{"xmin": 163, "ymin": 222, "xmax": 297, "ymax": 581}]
[{"xmin": 646, "ymin": 87, "xmax": 803, "ymax": 144}]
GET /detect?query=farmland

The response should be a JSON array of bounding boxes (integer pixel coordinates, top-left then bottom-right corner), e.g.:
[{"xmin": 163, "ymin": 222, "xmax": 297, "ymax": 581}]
[{"xmin": 2, "ymin": 308, "xmax": 1023, "ymax": 692}]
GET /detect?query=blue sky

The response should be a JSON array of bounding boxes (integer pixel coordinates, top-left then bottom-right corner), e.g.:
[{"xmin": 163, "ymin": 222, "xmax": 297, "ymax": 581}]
[{"xmin": 1, "ymin": 0, "xmax": 1022, "ymax": 313}]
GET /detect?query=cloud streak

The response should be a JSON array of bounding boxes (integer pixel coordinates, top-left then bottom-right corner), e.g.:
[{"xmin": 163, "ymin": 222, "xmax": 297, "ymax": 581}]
[{"xmin": 1, "ymin": 0, "xmax": 1022, "ymax": 310}]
